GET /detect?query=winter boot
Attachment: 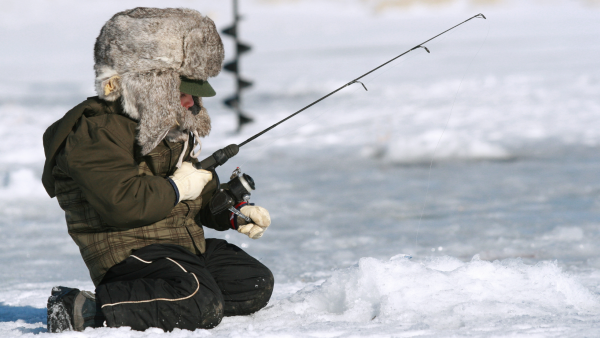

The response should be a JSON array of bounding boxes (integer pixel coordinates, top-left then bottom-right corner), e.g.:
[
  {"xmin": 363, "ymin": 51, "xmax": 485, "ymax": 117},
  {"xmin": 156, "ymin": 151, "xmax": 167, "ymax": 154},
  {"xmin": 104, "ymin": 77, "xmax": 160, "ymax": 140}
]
[{"xmin": 47, "ymin": 286, "xmax": 105, "ymax": 332}]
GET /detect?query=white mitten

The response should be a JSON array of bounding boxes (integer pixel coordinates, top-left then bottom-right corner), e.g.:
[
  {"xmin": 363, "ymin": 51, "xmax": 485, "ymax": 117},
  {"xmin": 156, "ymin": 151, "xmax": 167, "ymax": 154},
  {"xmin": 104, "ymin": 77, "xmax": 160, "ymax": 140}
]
[
  {"xmin": 236, "ymin": 205, "xmax": 271, "ymax": 239},
  {"xmin": 168, "ymin": 162, "xmax": 212, "ymax": 203}
]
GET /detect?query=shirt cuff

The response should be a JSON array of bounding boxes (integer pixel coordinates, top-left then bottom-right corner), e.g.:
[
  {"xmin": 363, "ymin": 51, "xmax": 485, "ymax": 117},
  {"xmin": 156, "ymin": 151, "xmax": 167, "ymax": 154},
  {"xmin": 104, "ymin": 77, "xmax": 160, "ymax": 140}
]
[{"xmin": 166, "ymin": 178, "xmax": 179, "ymax": 206}]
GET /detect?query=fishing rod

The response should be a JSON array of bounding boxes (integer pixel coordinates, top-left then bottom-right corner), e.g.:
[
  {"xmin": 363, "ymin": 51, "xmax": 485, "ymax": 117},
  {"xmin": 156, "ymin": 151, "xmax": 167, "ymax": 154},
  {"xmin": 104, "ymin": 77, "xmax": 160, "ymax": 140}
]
[
  {"xmin": 196, "ymin": 13, "xmax": 486, "ymax": 218},
  {"xmin": 197, "ymin": 13, "xmax": 486, "ymax": 171}
]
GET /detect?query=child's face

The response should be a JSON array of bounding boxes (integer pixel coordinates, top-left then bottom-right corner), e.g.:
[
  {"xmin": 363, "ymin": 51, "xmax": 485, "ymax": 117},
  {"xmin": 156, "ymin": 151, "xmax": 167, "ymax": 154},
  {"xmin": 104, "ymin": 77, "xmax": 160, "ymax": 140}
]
[{"xmin": 180, "ymin": 92, "xmax": 194, "ymax": 109}]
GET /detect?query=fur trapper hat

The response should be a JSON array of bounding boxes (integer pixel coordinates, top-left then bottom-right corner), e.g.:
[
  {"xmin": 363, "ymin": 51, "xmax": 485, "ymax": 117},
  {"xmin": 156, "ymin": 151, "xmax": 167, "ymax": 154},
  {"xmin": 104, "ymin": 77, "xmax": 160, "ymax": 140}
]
[{"xmin": 94, "ymin": 7, "xmax": 224, "ymax": 155}]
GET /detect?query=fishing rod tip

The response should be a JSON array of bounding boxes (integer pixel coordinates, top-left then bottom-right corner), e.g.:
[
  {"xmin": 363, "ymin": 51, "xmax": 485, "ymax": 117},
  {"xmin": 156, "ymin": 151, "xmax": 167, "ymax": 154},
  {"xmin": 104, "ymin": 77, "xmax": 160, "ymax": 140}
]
[{"xmin": 476, "ymin": 13, "xmax": 487, "ymax": 19}]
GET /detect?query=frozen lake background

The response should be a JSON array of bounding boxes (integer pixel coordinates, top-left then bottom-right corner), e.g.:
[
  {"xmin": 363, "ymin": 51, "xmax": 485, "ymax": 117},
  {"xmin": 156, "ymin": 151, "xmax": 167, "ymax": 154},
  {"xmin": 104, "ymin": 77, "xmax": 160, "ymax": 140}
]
[{"xmin": 0, "ymin": 0, "xmax": 599, "ymax": 336}]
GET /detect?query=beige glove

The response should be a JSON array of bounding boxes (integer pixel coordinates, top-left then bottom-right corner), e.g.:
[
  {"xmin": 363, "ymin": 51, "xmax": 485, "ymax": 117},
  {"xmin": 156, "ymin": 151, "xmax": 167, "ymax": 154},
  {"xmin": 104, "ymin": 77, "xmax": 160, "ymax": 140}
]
[
  {"xmin": 237, "ymin": 205, "xmax": 271, "ymax": 239},
  {"xmin": 169, "ymin": 162, "xmax": 212, "ymax": 203}
]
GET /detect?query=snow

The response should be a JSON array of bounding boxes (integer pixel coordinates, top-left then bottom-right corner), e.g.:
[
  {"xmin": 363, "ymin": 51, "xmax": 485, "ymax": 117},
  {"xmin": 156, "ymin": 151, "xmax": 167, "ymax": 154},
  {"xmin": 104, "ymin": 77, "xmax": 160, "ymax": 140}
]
[
  {"xmin": 0, "ymin": 0, "xmax": 599, "ymax": 336},
  {"xmin": 250, "ymin": 256, "xmax": 599, "ymax": 333}
]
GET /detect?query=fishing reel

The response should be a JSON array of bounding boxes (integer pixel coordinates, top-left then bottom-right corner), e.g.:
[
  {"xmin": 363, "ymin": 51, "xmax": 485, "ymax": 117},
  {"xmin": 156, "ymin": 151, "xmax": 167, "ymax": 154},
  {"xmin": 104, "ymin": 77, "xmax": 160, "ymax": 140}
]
[{"xmin": 209, "ymin": 167, "xmax": 255, "ymax": 222}]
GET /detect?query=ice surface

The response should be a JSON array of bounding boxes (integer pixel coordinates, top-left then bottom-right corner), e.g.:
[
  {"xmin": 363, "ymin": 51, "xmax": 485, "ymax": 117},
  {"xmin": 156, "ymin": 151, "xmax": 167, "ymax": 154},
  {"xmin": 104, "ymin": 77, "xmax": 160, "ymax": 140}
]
[{"xmin": 0, "ymin": 0, "xmax": 599, "ymax": 336}]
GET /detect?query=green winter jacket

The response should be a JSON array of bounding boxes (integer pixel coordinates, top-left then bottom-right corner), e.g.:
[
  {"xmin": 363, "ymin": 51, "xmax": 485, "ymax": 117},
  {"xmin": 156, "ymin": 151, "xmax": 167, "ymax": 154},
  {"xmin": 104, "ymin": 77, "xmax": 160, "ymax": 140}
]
[{"xmin": 42, "ymin": 97, "xmax": 230, "ymax": 286}]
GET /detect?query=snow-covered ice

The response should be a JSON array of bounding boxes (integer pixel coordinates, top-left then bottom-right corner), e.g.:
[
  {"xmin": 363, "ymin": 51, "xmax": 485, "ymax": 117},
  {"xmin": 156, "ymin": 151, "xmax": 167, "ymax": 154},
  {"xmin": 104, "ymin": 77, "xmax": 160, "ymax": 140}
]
[{"xmin": 0, "ymin": 0, "xmax": 599, "ymax": 336}]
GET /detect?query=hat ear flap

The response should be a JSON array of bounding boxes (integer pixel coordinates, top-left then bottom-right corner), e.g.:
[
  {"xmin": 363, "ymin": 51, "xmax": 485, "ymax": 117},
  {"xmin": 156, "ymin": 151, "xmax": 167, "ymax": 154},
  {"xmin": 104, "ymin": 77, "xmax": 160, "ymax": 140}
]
[
  {"xmin": 120, "ymin": 70, "xmax": 179, "ymax": 155},
  {"xmin": 180, "ymin": 18, "xmax": 224, "ymax": 80}
]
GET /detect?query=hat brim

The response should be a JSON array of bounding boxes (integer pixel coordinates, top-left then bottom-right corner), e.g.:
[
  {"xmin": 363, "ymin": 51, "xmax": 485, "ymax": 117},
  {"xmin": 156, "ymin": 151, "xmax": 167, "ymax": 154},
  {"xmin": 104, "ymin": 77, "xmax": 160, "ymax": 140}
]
[{"xmin": 179, "ymin": 77, "xmax": 216, "ymax": 97}]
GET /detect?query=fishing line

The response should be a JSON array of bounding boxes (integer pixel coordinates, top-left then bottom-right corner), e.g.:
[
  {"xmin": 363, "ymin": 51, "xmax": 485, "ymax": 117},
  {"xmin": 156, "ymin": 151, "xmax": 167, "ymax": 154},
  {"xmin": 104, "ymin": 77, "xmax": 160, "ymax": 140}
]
[{"xmin": 414, "ymin": 18, "xmax": 491, "ymax": 250}]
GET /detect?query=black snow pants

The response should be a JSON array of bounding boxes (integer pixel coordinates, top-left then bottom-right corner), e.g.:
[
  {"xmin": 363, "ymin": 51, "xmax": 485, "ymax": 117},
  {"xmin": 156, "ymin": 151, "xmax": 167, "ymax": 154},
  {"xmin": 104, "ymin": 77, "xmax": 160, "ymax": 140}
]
[{"xmin": 95, "ymin": 239, "xmax": 274, "ymax": 331}]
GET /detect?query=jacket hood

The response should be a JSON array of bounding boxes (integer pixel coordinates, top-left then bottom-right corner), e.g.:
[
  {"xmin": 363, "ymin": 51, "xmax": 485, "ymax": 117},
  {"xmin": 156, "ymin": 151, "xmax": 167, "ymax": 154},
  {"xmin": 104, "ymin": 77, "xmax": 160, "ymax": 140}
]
[
  {"xmin": 93, "ymin": 7, "xmax": 223, "ymax": 155},
  {"xmin": 42, "ymin": 97, "xmax": 122, "ymax": 197}
]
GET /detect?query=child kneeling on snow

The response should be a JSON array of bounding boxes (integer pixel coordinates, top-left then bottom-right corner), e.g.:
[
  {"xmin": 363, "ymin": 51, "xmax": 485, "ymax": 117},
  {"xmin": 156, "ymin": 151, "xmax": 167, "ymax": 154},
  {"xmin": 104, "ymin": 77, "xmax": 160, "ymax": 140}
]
[{"xmin": 42, "ymin": 7, "xmax": 273, "ymax": 332}]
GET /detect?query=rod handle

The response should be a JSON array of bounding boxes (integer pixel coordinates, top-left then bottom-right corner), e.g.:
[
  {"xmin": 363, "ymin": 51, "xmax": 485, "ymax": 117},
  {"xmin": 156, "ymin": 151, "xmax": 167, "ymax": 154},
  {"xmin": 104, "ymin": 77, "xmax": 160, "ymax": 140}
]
[{"xmin": 195, "ymin": 144, "xmax": 239, "ymax": 170}]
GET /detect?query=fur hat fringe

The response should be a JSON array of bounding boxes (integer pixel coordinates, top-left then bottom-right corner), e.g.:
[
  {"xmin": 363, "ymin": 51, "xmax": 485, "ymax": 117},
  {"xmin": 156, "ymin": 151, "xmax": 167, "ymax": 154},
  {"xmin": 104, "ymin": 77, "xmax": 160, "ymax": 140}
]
[{"xmin": 94, "ymin": 7, "xmax": 224, "ymax": 154}]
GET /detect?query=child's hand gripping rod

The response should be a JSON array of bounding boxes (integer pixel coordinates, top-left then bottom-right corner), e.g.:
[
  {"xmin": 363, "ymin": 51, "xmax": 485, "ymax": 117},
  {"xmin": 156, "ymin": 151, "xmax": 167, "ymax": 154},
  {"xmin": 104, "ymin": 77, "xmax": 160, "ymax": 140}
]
[{"xmin": 194, "ymin": 144, "xmax": 254, "ymax": 222}]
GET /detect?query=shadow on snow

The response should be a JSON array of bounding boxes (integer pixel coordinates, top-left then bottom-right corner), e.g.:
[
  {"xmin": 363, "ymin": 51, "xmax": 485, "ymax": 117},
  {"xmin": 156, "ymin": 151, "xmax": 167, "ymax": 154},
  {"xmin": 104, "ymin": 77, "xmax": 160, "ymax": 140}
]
[{"xmin": 0, "ymin": 302, "xmax": 46, "ymax": 324}]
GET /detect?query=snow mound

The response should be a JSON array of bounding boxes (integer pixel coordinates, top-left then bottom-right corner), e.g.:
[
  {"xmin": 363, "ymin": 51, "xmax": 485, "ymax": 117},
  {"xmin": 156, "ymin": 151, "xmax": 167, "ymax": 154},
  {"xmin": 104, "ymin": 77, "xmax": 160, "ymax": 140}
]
[
  {"xmin": 252, "ymin": 255, "xmax": 598, "ymax": 330},
  {"xmin": 369, "ymin": 131, "xmax": 512, "ymax": 163},
  {"xmin": 540, "ymin": 226, "xmax": 585, "ymax": 242}
]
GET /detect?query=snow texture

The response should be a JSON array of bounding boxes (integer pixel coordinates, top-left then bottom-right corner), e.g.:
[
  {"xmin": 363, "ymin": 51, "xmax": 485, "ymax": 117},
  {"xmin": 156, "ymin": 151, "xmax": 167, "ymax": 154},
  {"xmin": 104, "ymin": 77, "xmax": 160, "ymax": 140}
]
[{"xmin": 0, "ymin": 0, "xmax": 599, "ymax": 337}]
